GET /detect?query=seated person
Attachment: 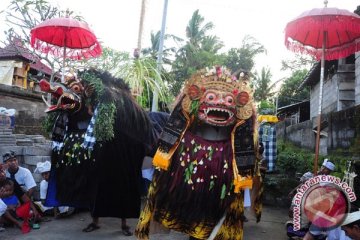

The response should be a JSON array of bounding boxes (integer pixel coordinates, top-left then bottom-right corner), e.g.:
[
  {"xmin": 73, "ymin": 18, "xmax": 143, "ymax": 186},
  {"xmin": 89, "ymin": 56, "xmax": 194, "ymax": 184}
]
[
  {"xmin": 0, "ymin": 178, "xmax": 22, "ymax": 229},
  {"xmin": 0, "ymin": 181, "xmax": 10, "ymax": 231},
  {"xmin": 33, "ymin": 161, "xmax": 74, "ymax": 217},
  {"xmin": 0, "ymin": 160, "xmax": 41, "ymax": 229},
  {"xmin": 341, "ymin": 210, "xmax": 360, "ymax": 240},
  {"xmin": 288, "ymin": 159, "xmax": 335, "ymax": 198},
  {"xmin": 286, "ymin": 172, "xmax": 312, "ymax": 239},
  {"xmin": 1, "ymin": 180, "xmax": 20, "ymax": 210},
  {"xmin": 3, "ymin": 151, "xmax": 37, "ymax": 198}
]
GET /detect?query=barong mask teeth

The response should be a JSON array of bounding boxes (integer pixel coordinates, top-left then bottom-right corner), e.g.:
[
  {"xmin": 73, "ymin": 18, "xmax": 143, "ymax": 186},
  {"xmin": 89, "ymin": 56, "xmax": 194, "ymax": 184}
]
[
  {"xmin": 181, "ymin": 66, "xmax": 254, "ymax": 125},
  {"xmin": 39, "ymin": 75, "xmax": 83, "ymax": 113}
]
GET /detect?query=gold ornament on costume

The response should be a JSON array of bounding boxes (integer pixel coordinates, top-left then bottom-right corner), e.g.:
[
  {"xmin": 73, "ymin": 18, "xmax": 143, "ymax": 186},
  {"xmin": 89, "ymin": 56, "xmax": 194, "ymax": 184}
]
[{"xmin": 182, "ymin": 66, "xmax": 254, "ymax": 126}]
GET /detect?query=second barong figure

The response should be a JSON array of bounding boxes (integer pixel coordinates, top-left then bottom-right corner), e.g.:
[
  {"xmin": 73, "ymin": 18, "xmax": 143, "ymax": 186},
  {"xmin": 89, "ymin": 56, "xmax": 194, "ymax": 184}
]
[{"xmin": 136, "ymin": 66, "xmax": 263, "ymax": 240}]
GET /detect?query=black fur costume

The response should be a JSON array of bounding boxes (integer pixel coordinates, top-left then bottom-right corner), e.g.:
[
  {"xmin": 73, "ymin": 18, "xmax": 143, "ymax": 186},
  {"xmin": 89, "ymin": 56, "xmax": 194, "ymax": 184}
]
[{"xmin": 43, "ymin": 69, "xmax": 152, "ymax": 219}]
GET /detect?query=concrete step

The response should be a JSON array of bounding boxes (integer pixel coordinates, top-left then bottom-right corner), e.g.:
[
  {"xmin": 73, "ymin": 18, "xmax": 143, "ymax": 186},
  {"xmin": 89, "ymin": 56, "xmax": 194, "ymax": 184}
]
[
  {"xmin": 0, "ymin": 146, "xmax": 24, "ymax": 157},
  {"xmin": 0, "ymin": 143, "xmax": 17, "ymax": 146},
  {"xmin": 0, "ymin": 135, "xmax": 16, "ymax": 140},
  {"xmin": 14, "ymin": 134, "xmax": 27, "ymax": 139},
  {"xmin": 0, "ymin": 135, "xmax": 16, "ymax": 145},
  {"xmin": 22, "ymin": 145, "xmax": 51, "ymax": 156},
  {"xmin": 0, "ymin": 128, "xmax": 13, "ymax": 135},
  {"xmin": 16, "ymin": 139, "xmax": 34, "ymax": 146},
  {"xmin": 24, "ymin": 155, "xmax": 51, "ymax": 166},
  {"xmin": 32, "ymin": 136, "xmax": 46, "ymax": 143}
]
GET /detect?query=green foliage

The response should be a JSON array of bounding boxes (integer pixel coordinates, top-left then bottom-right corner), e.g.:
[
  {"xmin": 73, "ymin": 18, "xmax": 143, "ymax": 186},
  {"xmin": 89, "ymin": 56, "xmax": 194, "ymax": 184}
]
[
  {"xmin": 141, "ymin": 31, "xmax": 182, "ymax": 65},
  {"xmin": 349, "ymin": 107, "xmax": 360, "ymax": 158},
  {"xmin": 79, "ymin": 70, "xmax": 116, "ymax": 141},
  {"xmin": 170, "ymin": 10, "xmax": 223, "ymax": 96},
  {"xmin": 118, "ymin": 56, "xmax": 171, "ymax": 108},
  {"xmin": 85, "ymin": 47, "xmax": 130, "ymax": 76},
  {"xmin": 185, "ymin": 10, "xmax": 214, "ymax": 47},
  {"xmin": 79, "ymin": 70, "xmax": 104, "ymax": 104},
  {"xmin": 2, "ymin": 0, "xmax": 85, "ymax": 79},
  {"xmin": 264, "ymin": 139, "xmax": 350, "ymax": 205},
  {"xmin": 277, "ymin": 69, "xmax": 310, "ymax": 107},
  {"xmin": 328, "ymin": 148, "xmax": 356, "ymax": 179},
  {"xmin": 252, "ymin": 67, "xmax": 276, "ymax": 102},
  {"xmin": 223, "ymin": 35, "xmax": 266, "ymax": 73},
  {"xmin": 258, "ymin": 100, "xmax": 275, "ymax": 115},
  {"xmin": 263, "ymin": 174, "xmax": 299, "ymax": 206},
  {"xmin": 281, "ymin": 53, "xmax": 315, "ymax": 72},
  {"xmin": 277, "ymin": 140, "xmax": 348, "ymax": 179},
  {"xmin": 41, "ymin": 112, "xmax": 58, "ymax": 135},
  {"xmin": 94, "ymin": 102, "xmax": 116, "ymax": 141},
  {"xmin": 276, "ymin": 140, "xmax": 314, "ymax": 176}
]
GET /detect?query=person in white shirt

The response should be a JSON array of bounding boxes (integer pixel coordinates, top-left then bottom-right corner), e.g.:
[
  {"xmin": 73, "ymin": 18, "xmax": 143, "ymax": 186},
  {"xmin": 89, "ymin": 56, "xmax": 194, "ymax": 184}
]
[
  {"xmin": 33, "ymin": 161, "xmax": 53, "ymax": 214},
  {"xmin": 4, "ymin": 151, "xmax": 36, "ymax": 197},
  {"xmin": 33, "ymin": 161, "xmax": 73, "ymax": 217},
  {"xmin": 341, "ymin": 211, "xmax": 360, "ymax": 240}
]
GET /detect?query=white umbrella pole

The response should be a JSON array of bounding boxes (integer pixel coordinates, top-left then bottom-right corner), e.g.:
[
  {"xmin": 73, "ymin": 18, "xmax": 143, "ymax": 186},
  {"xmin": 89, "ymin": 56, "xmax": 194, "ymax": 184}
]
[{"xmin": 314, "ymin": 31, "xmax": 327, "ymax": 175}]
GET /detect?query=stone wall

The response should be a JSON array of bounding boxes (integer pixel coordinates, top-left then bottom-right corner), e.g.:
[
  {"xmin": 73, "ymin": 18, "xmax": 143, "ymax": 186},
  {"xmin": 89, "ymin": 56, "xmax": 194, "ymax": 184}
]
[
  {"xmin": 329, "ymin": 106, "xmax": 357, "ymax": 149},
  {"xmin": 0, "ymin": 84, "xmax": 47, "ymax": 135},
  {"xmin": 277, "ymin": 105, "xmax": 360, "ymax": 154}
]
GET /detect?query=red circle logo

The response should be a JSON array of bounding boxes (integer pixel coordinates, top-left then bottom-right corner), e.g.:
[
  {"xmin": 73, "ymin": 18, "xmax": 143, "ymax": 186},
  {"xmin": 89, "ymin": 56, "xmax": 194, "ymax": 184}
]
[{"xmin": 303, "ymin": 184, "xmax": 348, "ymax": 229}]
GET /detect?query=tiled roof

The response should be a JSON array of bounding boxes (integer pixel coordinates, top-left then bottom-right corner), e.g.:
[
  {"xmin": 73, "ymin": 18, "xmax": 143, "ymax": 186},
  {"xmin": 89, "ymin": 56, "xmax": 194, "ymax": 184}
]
[{"xmin": 0, "ymin": 38, "xmax": 52, "ymax": 76}]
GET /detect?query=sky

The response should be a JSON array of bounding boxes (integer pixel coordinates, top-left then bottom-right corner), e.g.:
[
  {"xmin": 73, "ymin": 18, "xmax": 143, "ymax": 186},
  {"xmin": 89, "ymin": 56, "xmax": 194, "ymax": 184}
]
[{"xmin": 0, "ymin": 0, "xmax": 359, "ymax": 84}]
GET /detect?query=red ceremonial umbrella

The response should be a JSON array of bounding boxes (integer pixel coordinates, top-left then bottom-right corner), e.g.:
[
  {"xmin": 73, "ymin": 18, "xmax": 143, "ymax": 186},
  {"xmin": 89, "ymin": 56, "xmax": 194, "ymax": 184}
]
[
  {"xmin": 284, "ymin": 1, "xmax": 360, "ymax": 174},
  {"xmin": 30, "ymin": 17, "xmax": 102, "ymax": 80}
]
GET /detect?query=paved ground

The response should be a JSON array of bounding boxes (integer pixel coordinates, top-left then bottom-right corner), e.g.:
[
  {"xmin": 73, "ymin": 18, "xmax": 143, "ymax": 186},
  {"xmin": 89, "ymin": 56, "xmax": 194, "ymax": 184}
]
[{"xmin": 1, "ymin": 205, "xmax": 289, "ymax": 240}]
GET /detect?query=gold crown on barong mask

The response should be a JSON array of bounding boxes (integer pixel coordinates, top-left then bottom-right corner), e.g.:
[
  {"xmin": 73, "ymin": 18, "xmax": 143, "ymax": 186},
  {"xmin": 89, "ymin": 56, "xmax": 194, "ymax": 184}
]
[{"xmin": 181, "ymin": 66, "xmax": 254, "ymax": 120}]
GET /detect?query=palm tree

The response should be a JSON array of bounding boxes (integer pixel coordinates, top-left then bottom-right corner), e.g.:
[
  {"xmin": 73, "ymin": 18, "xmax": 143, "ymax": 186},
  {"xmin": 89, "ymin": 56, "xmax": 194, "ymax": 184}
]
[
  {"xmin": 141, "ymin": 31, "xmax": 182, "ymax": 65},
  {"xmin": 252, "ymin": 67, "xmax": 278, "ymax": 102},
  {"xmin": 185, "ymin": 9, "xmax": 214, "ymax": 47},
  {"xmin": 170, "ymin": 10, "xmax": 224, "ymax": 95},
  {"xmin": 118, "ymin": 56, "xmax": 170, "ymax": 109}
]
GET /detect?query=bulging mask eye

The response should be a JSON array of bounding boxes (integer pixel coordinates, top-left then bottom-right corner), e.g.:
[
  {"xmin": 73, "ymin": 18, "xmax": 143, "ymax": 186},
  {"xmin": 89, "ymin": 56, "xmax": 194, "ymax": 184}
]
[
  {"xmin": 225, "ymin": 95, "xmax": 234, "ymax": 104},
  {"xmin": 205, "ymin": 92, "xmax": 216, "ymax": 102},
  {"xmin": 71, "ymin": 84, "xmax": 82, "ymax": 93}
]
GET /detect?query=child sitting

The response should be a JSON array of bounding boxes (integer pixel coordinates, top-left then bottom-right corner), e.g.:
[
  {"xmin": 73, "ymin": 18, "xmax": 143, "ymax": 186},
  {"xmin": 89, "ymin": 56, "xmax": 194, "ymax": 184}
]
[
  {"xmin": 33, "ymin": 161, "xmax": 74, "ymax": 217},
  {"xmin": 0, "ymin": 179, "xmax": 22, "ymax": 230}
]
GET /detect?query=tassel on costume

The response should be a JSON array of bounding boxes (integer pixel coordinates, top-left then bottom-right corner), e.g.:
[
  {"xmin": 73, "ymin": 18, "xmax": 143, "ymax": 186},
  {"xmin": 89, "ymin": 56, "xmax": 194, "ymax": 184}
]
[
  {"xmin": 153, "ymin": 110, "xmax": 191, "ymax": 170},
  {"xmin": 233, "ymin": 174, "xmax": 253, "ymax": 193},
  {"xmin": 153, "ymin": 146, "xmax": 177, "ymax": 170},
  {"xmin": 135, "ymin": 177, "xmax": 157, "ymax": 240},
  {"xmin": 252, "ymin": 175, "xmax": 263, "ymax": 222},
  {"xmin": 231, "ymin": 120, "xmax": 254, "ymax": 193},
  {"xmin": 213, "ymin": 192, "xmax": 244, "ymax": 240}
]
